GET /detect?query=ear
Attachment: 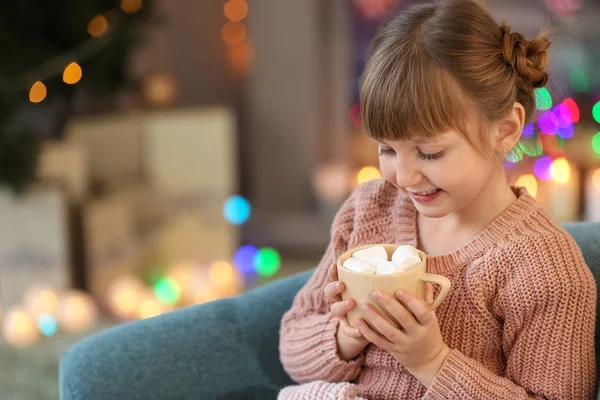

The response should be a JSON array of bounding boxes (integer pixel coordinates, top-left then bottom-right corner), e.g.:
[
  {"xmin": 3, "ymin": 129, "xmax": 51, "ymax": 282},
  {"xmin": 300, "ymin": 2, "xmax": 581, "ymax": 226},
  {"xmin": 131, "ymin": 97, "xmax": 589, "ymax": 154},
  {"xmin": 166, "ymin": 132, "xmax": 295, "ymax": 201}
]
[{"xmin": 493, "ymin": 102, "xmax": 526, "ymax": 155}]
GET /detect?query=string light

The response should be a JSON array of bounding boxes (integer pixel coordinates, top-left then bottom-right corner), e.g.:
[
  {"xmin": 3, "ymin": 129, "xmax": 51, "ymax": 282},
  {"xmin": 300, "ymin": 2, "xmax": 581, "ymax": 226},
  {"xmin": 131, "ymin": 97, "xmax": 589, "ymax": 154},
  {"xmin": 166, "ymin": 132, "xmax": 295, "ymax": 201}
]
[
  {"xmin": 87, "ymin": 15, "xmax": 109, "ymax": 37},
  {"xmin": 534, "ymin": 156, "xmax": 553, "ymax": 181},
  {"xmin": 224, "ymin": 0, "xmax": 248, "ymax": 22},
  {"xmin": 253, "ymin": 247, "xmax": 281, "ymax": 277},
  {"xmin": 562, "ymin": 98, "xmax": 580, "ymax": 123},
  {"xmin": 29, "ymin": 81, "xmax": 47, "ymax": 103},
  {"xmin": 63, "ymin": 62, "xmax": 82, "ymax": 84},
  {"xmin": 209, "ymin": 261, "xmax": 235, "ymax": 286},
  {"xmin": 223, "ymin": 195, "xmax": 251, "ymax": 225},
  {"xmin": 121, "ymin": 0, "xmax": 143, "ymax": 14},
  {"xmin": 222, "ymin": 21, "xmax": 246, "ymax": 45},
  {"xmin": 550, "ymin": 157, "xmax": 571, "ymax": 184}
]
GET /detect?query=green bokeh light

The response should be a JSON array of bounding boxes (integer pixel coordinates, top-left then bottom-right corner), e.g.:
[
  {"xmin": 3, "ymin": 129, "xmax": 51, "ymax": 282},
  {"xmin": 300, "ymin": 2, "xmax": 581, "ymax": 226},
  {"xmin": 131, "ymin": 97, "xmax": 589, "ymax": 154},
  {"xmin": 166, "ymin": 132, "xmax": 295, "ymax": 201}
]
[
  {"xmin": 534, "ymin": 88, "xmax": 552, "ymax": 111},
  {"xmin": 592, "ymin": 102, "xmax": 600, "ymax": 124},
  {"xmin": 569, "ymin": 68, "xmax": 588, "ymax": 92},
  {"xmin": 153, "ymin": 277, "xmax": 180, "ymax": 305},
  {"xmin": 253, "ymin": 247, "xmax": 281, "ymax": 277},
  {"xmin": 505, "ymin": 144, "xmax": 524, "ymax": 163},
  {"xmin": 593, "ymin": 132, "xmax": 600, "ymax": 155},
  {"xmin": 518, "ymin": 140, "xmax": 543, "ymax": 157}
]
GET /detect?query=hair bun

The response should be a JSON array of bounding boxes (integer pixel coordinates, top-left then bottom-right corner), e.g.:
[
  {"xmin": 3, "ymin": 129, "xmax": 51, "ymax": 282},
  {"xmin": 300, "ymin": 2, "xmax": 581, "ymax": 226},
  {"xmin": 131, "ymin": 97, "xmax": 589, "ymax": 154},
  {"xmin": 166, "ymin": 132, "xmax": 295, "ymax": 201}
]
[{"xmin": 500, "ymin": 22, "xmax": 550, "ymax": 91}]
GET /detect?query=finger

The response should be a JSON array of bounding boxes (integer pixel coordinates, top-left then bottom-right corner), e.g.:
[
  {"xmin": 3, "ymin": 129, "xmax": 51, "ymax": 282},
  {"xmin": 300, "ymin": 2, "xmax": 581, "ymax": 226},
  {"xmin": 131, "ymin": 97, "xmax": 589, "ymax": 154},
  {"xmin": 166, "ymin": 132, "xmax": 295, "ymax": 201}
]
[
  {"xmin": 339, "ymin": 318, "xmax": 364, "ymax": 339},
  {"xmin": 324, "ymin": 281, "xmax": 345, "ymax": 300},
  {"xmin": 329, "ymin": 299, "xmax": 356, "ymax": 318},
  {"xmin": 355, "ymin": 318, "xmax": 394, "ymax": 352},
  {"xmin": 361, "ymin": 302, "xmax": 404, "ymax": 344},
  {"xmin": 395, "ymin": 289, "xmax": 432, "ymax": 326},
  {"xmin": 372, "ymin": 290, "xmax": 419, "ymax": 333},
  {"xmin": 328, "ymin": 264, "xmax": 338, "ymax": 281},
  {"xmin": 425, "ymin": 282, "xmax": 434, "ymax": 304}
]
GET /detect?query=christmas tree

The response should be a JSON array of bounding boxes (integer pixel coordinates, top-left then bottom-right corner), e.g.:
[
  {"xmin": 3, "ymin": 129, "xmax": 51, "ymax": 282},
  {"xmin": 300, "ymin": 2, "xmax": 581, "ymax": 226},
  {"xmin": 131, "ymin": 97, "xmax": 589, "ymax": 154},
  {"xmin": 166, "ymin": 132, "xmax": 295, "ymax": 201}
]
[{"xmin": 0, "ymin": 0, "xmax": 154, "ymax": 193}]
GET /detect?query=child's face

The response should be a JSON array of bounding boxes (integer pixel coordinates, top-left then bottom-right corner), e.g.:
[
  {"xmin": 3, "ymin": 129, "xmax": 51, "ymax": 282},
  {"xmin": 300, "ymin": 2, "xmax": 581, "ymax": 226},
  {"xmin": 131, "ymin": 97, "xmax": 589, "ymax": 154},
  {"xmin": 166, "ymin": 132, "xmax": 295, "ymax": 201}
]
[{"xmin": 377, "ymin": 131, "xmax": 501, "ymax": 218}]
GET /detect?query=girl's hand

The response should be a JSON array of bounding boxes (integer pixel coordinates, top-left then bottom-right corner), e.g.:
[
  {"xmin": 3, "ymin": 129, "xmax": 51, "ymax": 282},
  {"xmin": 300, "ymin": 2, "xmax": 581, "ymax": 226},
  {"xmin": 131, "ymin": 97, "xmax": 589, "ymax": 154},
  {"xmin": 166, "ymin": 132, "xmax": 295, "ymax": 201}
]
[
  {"xmin": 355, "ymin": 283, "xmax": 450, "ymax": 376},
  {"xmin": 324, "ymin": 264, "xmax": 369, "ymax": 360}
]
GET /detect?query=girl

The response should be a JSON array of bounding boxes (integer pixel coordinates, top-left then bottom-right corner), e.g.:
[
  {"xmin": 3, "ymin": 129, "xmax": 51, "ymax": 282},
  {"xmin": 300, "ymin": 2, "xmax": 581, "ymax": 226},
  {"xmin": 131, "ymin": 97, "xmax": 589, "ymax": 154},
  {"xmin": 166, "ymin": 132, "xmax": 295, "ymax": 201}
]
[{"xmin": 278, "ymin": 0, "xmax": 596, "ymax": 399}]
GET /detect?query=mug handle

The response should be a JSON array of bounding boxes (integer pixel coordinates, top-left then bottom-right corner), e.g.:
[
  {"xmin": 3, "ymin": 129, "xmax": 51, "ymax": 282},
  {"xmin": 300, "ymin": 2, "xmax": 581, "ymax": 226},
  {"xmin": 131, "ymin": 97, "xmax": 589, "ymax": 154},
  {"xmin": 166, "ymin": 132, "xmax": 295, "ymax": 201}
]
[{"xmin": 420, "ymin": 273, "xmax": 451, "ymax": 311}]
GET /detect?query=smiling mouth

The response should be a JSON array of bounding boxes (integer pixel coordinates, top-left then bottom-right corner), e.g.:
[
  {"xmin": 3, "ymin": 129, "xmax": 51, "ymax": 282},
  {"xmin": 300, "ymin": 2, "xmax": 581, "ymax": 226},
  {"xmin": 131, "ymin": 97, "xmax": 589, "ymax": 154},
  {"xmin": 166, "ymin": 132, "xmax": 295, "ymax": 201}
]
[{"xmin": 411, "ymin": 189, "xmax": 440, "ymax": 196}]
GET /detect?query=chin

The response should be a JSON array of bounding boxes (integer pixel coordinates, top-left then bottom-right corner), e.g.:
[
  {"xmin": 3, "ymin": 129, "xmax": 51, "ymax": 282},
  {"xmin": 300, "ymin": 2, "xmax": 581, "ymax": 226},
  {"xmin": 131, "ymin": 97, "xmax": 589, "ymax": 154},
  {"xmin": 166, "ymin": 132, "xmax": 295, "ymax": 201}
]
[{"xmin": 412, "ymin": 202, "xmax": 452, "ymax": 218}]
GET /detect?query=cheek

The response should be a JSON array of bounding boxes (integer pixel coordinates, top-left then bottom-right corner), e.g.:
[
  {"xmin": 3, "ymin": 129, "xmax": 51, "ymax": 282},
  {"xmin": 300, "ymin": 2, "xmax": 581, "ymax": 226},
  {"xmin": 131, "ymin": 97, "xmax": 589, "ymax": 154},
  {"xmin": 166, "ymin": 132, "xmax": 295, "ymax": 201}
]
[{"xmin": 379, "ymin": 159, "xmax": 396, "ymax": 184}]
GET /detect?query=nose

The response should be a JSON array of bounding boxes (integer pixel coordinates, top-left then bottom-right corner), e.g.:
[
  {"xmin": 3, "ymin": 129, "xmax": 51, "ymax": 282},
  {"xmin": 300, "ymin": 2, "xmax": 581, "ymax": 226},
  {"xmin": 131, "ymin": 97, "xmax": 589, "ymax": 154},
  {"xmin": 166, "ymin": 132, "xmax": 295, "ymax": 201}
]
[{"xmin": 394, "ymin": 156, "xmax": 421, "ymax": 189}]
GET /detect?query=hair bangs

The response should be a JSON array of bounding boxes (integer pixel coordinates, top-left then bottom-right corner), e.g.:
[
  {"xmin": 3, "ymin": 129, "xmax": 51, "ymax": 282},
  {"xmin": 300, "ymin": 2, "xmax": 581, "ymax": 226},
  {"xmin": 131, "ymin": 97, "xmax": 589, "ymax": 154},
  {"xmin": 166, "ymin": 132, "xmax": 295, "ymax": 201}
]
[{"xmin": 359, "ymin": 46, "xmax": 477, "ymax": 142}]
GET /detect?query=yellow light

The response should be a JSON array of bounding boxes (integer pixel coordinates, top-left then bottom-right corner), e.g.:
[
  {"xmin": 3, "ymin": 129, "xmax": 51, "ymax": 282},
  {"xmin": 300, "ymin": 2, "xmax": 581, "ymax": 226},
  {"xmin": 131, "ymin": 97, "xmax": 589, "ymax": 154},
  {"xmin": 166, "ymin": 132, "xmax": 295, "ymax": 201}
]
[
  {"xmin": 224, "ymin": 0, "xmax": 248, "ymax": 22},
  {"xmin": 515, "ymin": 174, "xmax": 538, "ymax": 198},
  {"xmin": 221, "ymin": 21, "xmax": 246, "ymax": 45},
  {"xmin": 87, "ymin": 15, "xmax": 109, "ymax": 37},
  {"xmin": 139, "ymin": 298, "xmax": 162, "ymax": 319},
  {"xmin": 592, "ymin": 169, "xmax": 600, "ymax": 191},
  {"xmin": 106, "ymin": 275, "xmax": 146, "ymax": 319},
  {"xmin": 56, "ymin": 290, "xmax": 98, "ymax": 332},
  {"xmin": 193, "ymin": 287, "xmax": 219, "ymax": 305},
  {"xmin": 63, "ymin": 62, "xmax": 82, "ymax": 84},
  {"xmin": 550, "ymin": 157, "xmax": 571, "ymax": 184},
  {"xmin": 29, "ymin": 81, "xmax": 47, "ymax": 103},
  {"xmin": 209, "ymin": 261, "xmax": 234, "ymax": 287},
  {"xmin": 2, "ymin": 308, "xmax": 40, "ymax": 348},
  {"xmin": 23, "ymin": 285, "xmax": 58, "ymax": 316},
  {"xmin": 356, "ymin": 166, "xmax": 381, "ymax": 185},
  {"xmin": 121, "ymin": 0, "xmax": 143, "ymax": 14}
]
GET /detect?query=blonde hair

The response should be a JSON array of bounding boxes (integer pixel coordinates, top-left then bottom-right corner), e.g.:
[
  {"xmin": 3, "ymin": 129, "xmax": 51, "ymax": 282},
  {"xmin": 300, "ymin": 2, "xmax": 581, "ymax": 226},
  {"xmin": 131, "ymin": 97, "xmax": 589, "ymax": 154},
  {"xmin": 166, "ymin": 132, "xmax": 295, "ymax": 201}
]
[{"xmin": 360, "ymin": 0, "xmax": 550, "ymax": 146}]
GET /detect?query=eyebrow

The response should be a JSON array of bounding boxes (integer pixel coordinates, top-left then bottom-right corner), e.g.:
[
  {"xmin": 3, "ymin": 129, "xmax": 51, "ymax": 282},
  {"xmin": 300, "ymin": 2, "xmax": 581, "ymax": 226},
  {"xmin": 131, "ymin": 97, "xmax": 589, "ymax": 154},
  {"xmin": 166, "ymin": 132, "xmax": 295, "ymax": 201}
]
[{"xmin": 375, "ymin": 137, "xmax": 440, "ymax": 145}]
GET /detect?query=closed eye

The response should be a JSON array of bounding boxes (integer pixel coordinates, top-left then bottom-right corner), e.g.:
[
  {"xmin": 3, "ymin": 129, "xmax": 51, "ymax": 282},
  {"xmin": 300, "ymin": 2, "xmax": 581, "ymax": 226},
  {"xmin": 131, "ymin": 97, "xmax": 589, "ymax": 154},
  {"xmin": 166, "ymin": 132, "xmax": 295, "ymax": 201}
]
[{"xmin": 378, "ymin": 147, "xmax": 396, "ymax": 156}]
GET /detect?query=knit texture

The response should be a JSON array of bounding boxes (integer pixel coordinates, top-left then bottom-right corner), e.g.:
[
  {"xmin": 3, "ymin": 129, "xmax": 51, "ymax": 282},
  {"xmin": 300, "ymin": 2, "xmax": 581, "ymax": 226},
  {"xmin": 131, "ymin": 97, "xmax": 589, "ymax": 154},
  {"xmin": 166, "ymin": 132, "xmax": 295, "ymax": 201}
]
[
  {"xmin": 279, "ymin": 179, "xmax": 597, "ymax": 399},
  {"xmin": 278, "ymin": 381, "xmax": 366, "ymax": 400}
]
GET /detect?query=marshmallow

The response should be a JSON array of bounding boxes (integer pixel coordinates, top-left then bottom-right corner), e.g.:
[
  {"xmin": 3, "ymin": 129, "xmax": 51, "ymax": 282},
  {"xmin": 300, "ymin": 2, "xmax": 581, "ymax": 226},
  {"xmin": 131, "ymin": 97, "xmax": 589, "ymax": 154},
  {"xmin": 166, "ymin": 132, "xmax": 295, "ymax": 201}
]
[
  {"xmin": 391, "ymin": 245, "xmax": 421, "ymax": 269},
  {"xmin": 376, "ymin": 261, "xmax": 405, "ymax": 275},
  {"xmin": 367, "ymin": 256, "xmax": 388, "ymax": 268},
  {"xmin": 352, "ymin": 246, "xmax": 388, "ymax": 263},
  {"xmin": 343, "ymin": 257, "xmax": 376, "ymax": 274}
]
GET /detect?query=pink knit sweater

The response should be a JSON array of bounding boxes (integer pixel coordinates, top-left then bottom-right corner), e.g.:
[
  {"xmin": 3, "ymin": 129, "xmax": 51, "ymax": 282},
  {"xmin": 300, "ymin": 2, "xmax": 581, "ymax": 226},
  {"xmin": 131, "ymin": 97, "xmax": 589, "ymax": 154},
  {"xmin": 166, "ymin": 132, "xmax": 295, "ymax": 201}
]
[{"xmin": 279, "ymin": 180, "xmax": 597, "ymax": 399}]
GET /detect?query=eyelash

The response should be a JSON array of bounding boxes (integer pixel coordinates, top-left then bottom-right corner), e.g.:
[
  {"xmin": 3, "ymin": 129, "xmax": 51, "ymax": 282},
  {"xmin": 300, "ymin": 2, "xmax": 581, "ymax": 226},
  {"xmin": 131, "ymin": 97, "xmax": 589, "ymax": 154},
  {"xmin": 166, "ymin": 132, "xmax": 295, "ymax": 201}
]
[{"xmin": 378, "ymin": 148, "xmax": 445, "ymax": 161}]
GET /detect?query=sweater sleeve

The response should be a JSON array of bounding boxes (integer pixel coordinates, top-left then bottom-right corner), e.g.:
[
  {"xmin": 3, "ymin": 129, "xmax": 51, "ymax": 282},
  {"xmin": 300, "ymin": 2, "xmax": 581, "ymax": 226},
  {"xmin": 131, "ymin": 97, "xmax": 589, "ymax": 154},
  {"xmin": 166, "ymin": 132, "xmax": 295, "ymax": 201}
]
[
  {"xmin": 423, "ymin": 233, "xmax": 597, "ymax": 400},
  {"xmin": 279, "ymin": 191, "xmax": 365, "ymax": 384}
]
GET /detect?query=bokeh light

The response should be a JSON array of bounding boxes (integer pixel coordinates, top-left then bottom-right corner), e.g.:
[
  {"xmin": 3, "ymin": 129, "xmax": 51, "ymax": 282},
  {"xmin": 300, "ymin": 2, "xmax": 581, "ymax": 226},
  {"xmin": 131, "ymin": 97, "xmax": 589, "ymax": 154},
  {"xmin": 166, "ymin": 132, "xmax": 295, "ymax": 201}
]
[
  {"xmin": 224, "ymin": 0, "xmax": 248, "ymax": 22},
  {"xmin": 29, "ymin": 81, "xmax": 47, "ymax": 103},
  {"xmin": 121, "ymin": 0, "xmax": 143, "ymax": 14},
  {"xmin": 592, "ymin": 132, "xmax": 600, "ymax": 154},
  {"xmin": 23, "ymin": 285, "xmax": 58, "ymax": 316},
  {"xmin": 518, "ymin": 140, "xmax": 543, "ymax": 157},
  {"xmin": 2, "ymin": 308, "xmax": 40, "ymax": 348},
  {"xmin": 515, "ymin": 174, "xmax": 538, "ymax": 197},
  {"xmin": 538, "ymin": 110, "xmax": 557, "ymax": 134},
  {"xmin": 505, "ymin": 144, "xmax": 524, "ymax": 163},
  {"xmin": 209, "ymin": 261, "xmax": 235, "ymax": 286},
  {"xmin": 534, "ymin": 88, "xmax": 552, "ymax": 110},
  {"xmin": 153, "ymin": 277, "xmax": 180, "ymax": 306},
  {"xmin": 253, "ymin": 247, "xmax": 281, "ymax": 277},
  {"xmin": 592, "ymin": 169, "xmax": 600, "ymax": 191},
  {"xmin": 348, "ymin": 104, "xmax": 361, "ymax": 127},
  {"xmin": 562, "ymin": 98, "xmax": 580, "ymax": 123},
  {"xmin": 87, "ymin": 15, "xmax": 109, "ymax": 37},
  {"xmin": 233, "ymin": 245, "xmax": 259, "ymax": 275},
  {"xmin": 63, "ymin": 62, "xmax": 82, "ymax": 85},
  {"xmin": 357, "ymin": 166, "xmax": 381, "ymax": 185},
  {"xmin": 37, "ymin": 314, "xmax": 58, "ymax": 337},
  {"xmin": 550, "ymin": 157, "xmax": 571, "ymax": 184},
  {"xmin": 557, "ymin": 123, "xmax": 574, "ymax": 139},
  {"xmin": 107, "ymin": 275, "xmax": 145, "ymax": 320},
  {"xmin": 592, "ymin": 101, "xmax": 600, "ymax": 124},
  {"xmin": 569, "ymin": 68, "xmax": 588, "ymax": 92},
  {"xmin": 553, "ymin": 104, "xmax": 572, "ymax": 128},
  {"xmin": 222, "ymin": 21, "xmax": 246, "ymax": 45},
  {"xmin": 224, "ymin": 195, "xmax": 251, "ymax": 224},
  {"xmin": 534, "ymin": 156, "xmax": 553, "ymax": 181},
  {"xmin": 522, "ymin": 123, "xmax": 534, "ymax": 136},
  {"xmin": 56, "ymin": 290, "xmax": 98, "ymax": 333}
]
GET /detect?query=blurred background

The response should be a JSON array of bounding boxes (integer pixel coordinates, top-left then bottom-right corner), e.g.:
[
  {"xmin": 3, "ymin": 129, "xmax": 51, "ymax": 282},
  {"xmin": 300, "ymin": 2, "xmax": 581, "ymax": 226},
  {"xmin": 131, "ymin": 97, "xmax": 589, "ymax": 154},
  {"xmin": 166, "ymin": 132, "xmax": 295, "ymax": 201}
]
[{"xmin": 0, "ymin": 0, "xmax": 599, "ymax": 398}]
